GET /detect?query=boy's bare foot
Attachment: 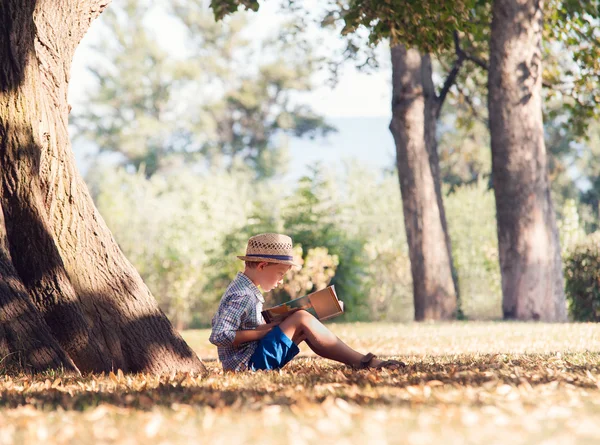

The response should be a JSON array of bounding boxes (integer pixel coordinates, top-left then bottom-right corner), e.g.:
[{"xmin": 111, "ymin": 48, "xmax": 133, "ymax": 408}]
[{"xmin": 359, "ymin": 352, "xmax": 406, "ymax": 370}]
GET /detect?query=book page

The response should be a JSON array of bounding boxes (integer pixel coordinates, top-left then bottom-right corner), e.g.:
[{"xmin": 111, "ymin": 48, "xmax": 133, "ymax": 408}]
[
  {"xmin": 308, "ymin": 287, "xmax": 342, "ymax": 320},
  {"xmin": 262, "ymin": 286, "xmax": 343, "ymax": 323}
]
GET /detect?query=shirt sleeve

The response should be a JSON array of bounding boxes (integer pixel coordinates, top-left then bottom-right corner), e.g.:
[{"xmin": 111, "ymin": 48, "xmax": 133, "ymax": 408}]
[{"xmin": 209, "ymin": 293, "xmax": 249, "ymax": 347}]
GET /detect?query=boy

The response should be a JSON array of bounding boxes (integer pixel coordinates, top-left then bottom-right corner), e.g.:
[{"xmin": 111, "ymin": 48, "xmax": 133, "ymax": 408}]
[{"xmin": 209, "ymin": 233, "xmax": 404, "ymax": 371}]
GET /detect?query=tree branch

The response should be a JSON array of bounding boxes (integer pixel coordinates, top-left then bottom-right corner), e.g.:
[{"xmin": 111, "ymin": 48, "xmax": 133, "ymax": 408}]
[
  {"xmin": 454, "ymin": 32, "xmax": 489, "ymax": 71},
  {"xmin": 460, "ymin": 51, "xmax": 488, "ymax": 71},
  {"xmin": 436, "ymin": 31, "xmax": 466, "ymax": 117},
  {"xmin": 436, "ymin": 31, "xmax": 492, "ymax": 119}
]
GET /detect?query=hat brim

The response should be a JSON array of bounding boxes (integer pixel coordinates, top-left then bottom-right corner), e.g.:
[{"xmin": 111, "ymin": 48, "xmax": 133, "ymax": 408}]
[{"xmin": 237, "ymin": 256, "xmax": 302, "ymax": 269}]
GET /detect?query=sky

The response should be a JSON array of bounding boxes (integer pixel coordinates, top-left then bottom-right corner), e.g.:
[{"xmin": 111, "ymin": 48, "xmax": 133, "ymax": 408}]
[{"xmin": 67, "ymin": 1, "xmax": 396, "ymax": 180}]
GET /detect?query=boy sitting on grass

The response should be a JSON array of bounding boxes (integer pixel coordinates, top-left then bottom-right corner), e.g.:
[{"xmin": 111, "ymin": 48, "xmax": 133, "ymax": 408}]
[{"xmin": 209, "ymin": 233, "xmax": 405, "ymax": 372}]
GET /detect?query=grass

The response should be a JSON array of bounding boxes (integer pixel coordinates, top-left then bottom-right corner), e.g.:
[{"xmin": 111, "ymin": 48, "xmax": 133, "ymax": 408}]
[{"xmin": 1, "ymin": 322, "xmax": 599, "ymax": 444}]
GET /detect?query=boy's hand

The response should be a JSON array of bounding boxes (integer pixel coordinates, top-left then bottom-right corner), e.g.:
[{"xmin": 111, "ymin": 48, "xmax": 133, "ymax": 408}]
[
  {"xmin": 234, "ymin": 321, "xmax": 280, "ymax": 346},
  {"xmin": 257, "ymin": 321, "xmax": 280, "ymax": 331}
]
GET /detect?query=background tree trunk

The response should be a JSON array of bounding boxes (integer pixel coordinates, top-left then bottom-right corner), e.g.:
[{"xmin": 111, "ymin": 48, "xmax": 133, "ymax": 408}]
[
  {"xmin": 0, "ymin": 0, "xmax": 206, "ymax": 373},
  {"xmin": 389, "ymin": 45, "xmax": 457, "ymax": 321},
  {"xmin": 488, "ymin": 0, "xmax": 567, "ymax": 321}
]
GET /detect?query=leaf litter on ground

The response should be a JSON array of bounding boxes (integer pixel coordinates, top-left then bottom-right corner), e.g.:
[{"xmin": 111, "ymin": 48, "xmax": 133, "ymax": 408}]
[{"xmin": 0, "ymin": 321, "xmax": 599, "ymax": 444}]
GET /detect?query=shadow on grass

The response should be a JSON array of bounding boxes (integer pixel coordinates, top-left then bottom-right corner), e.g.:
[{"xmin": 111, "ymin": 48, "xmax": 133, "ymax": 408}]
[{"xmin": 0, "ymin": 352, "xmax": 599, "ymax": 411}]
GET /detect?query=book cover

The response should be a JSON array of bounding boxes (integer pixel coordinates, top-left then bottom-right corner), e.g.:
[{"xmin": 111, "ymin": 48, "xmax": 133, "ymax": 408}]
[{"xmin": 261, "ymin": 285, "xmax": 344, "ymax": 323}]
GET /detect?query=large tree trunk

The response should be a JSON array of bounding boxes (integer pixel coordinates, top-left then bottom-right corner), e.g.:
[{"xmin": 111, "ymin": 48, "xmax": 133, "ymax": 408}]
[
  {"xmin": 488, "ymin": 0, "xmax": 566, "ymax": 321},
  {"xmin": 0, "ymin": 1, "xmax": 205, "ymax": 373},
  {"xmin": 389, "ymin": 45, "xmax": 457, "ymax": 320},
  {"xmin": 0, "ymin": 205, "xmax": 76, "ymax": 372}
]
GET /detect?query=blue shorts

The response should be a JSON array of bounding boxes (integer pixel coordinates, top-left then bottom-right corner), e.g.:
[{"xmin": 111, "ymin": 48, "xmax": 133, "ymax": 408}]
[{"xmin": 248, "ymin": 326, "xmax": 300, "ymax": 371}]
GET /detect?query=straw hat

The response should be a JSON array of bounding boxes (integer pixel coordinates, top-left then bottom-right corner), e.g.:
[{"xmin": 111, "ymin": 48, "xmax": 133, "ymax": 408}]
[{"xmin": 237, "ymin": 233, "xmax": 302, "ymax": 268}]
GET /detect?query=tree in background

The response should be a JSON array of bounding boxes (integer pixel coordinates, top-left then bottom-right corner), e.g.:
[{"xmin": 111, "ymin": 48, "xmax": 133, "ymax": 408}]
[
  {"xmin": 435, "ymin": 0, "xmax": 600, "ymax": 214},
  {"xmin": 0, "ymin": 0, "xmax": 205, "ymax": 374},
  {"xmin": 388, "ymin": 46, "xmax": 459, "ymax": 320},
  {"xmin": 431, "ymin": 1, "xmax": 600, "ymax": 234},
  {"xmin": 71, "ymin": 1, "xmax": 180, "ymax": 177},
  {"xmin": 325, "ymin": 0, "xmax": 600, "ymax": 322},
  {"xmin": 211, "ymin": 0, "xmax": 600, "ymax": 322},
  {"xmin": 173, "ymin": 1, "xmax": 336, "ymax": 179},
  {"xmin": 211, "ymin": 0, "xmax": 491, "ymax": 321},
  {"xmin": 313, "ymin": 1, "xmax": 491, "ymax": 320},
  {"xmin": 488, "ymin": 0, "xmax": 566, "ymax": 321},
  {"xmin": 74, "ymin": 0, "xmax": 333, "ymax": 179}
]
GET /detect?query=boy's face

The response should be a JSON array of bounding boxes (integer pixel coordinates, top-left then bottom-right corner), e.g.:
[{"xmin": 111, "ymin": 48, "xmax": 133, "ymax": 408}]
[{"xmin": 255, "ymin": 263, "xmax": 291, "ymax": 292}]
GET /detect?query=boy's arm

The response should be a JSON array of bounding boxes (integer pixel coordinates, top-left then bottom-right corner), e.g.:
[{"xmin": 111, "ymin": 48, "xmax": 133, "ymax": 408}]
[
  {"xmin": 233, "ymin": 322, "xmax": 280, "ymax": 347},
  {"xmin": 232, "ymin": 308, "xmax": 300, "ymax": 346},
  {"xmin": 209, "ymin": 294, "xmax": 249, "ymax": 347}
]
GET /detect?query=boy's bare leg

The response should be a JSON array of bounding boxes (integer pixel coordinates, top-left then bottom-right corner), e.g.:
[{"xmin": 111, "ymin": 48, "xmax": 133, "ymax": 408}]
[
  {"xmin": 291, "ymin": 331, "xmax": 306, "ymax": 344},
  {"xmin": 278, "ymin": 310, "xmax": 377, "ymax": 368}
]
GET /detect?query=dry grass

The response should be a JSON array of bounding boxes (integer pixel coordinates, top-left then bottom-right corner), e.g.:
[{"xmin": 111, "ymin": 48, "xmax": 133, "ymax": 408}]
[{"xmin": 1, "ymin": 322, "xmax": 599, "ymax": 444}]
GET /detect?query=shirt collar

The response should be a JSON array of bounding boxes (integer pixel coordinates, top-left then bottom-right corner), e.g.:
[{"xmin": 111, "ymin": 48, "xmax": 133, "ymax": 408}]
[{"xmin": 236, "ymin": 272, "xmax": 265, "ymax": 303}]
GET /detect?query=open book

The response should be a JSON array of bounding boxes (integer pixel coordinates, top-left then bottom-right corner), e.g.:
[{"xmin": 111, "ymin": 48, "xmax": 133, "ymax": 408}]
[{"xmin": 261, "ymin": 285, "xmax": 344, "ymax": 323}]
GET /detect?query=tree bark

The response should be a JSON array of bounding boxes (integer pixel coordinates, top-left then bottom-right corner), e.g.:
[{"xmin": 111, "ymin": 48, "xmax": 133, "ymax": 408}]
[
  {"xmin": 0, "ymin": 205, "xmax": 77, "ymax": 372},
  {"xmin": 389, "ymin": 45, "xmax": 457, "ymax": 321},
  {"xmin": 0, "ymin": 0, "xmax": 206, "ymax": 373},
  {"xmin": 488, "ymin": 0, "xmax": 567, "ymax": 321}
]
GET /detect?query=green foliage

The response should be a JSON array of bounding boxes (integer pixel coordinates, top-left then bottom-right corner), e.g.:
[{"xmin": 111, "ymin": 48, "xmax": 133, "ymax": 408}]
[
  {"xmin": 271, "ymin": 245, "xmax": 339, "ymax": 304},
  {"xmin": 212, "ymin": 0, "xmax": 480, "ymax": 53},
  {"xmin": 576, "ymin": 122, "xmax": 600, "ymax": 232},
  {"xmin": 90, "ymin": 163, "xmax": 259, "ymax": 328},
  {"xmin": 337, "ymin": 162, "xmax": 412, "ymax": 322},
  {"xmin": 88, "ymin": 156, "xmax": 592, "ymax": 326},
  {"xmin": 90, "ymin": 159, "xmax": 417, "ymax": 325},
  {"xmin": 437, "ymin": 110, "xmax": 491, "ymax": 192},
  {"xmin": 272, "ymin": 162, "xmax": 414, "ymax": 322},
  {"xmin": 444, "ymin": 180, "xmax": 502, "ymax": 319},
  {"xmin": 211, "ymin": 0, "xmax": 259, "ymax": 20},
  {"xmin": 72, "ymin": 0, "xmax": 179, "ymax": 176},
  {"xmin": 564, "ymin": 232, "xmax": 600, "ymax": 322},
  {"xmin": 280, "ymin": 165, "xmax": 368, "ymax": 320},
  {"xmin": 73, "ymin": 0, "xmax": 333, "ymax": 179},
  {"xmin": 340, "ymin": 0, "xmax": 480, "ymax": 52},
  {"xmin": 557, "ymin": 199, "xmax": 585, "ymax": 258},
  {"xmin": 544, "ymin": 0, "xmax": 600, "ymax": 138},
  {"xmin": 173, "ymin": 1, "xmax": 336, "ymax": 178}
]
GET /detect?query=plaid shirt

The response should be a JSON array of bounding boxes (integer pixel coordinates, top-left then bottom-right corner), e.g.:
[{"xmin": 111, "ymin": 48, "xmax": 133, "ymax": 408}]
[{"xmin": 209, "ymin": 272, "xmax": 265, "ymax": 371}]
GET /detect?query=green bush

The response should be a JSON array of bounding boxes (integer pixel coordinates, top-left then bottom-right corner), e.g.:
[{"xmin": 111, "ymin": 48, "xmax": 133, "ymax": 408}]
[
  {"xmin": 95, "ymin": 160, "xmax": 600, "ymax": 325},
  {"xmin": 564, "ymin": 232, "xmax": 600, "ymax": 321},
  {"xmin": 339, "ymin": 163, "xmax": 412, "ymax": 322},
  {"xmin": 557, "ymin": 199, "xmax": 585, "ymax": 258},
  {"xmin": 280, "ymin": 165, "xmax": 369, "ymax": 320}
]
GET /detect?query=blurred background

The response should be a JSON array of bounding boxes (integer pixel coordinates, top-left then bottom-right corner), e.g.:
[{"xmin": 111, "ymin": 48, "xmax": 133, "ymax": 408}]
[{"xmin": 68, "ymin": 0, "xmax": 599, "ymax": 329}]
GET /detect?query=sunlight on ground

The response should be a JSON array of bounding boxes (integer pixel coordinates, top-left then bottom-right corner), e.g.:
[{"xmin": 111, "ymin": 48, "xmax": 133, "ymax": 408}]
[
  {"xmin": 1, "ymin": 322, "xmax": 599, "ymax": 444},
  {"xmin": 183, "ymin": 321, "xmax": 600, "ymax": 360}
]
